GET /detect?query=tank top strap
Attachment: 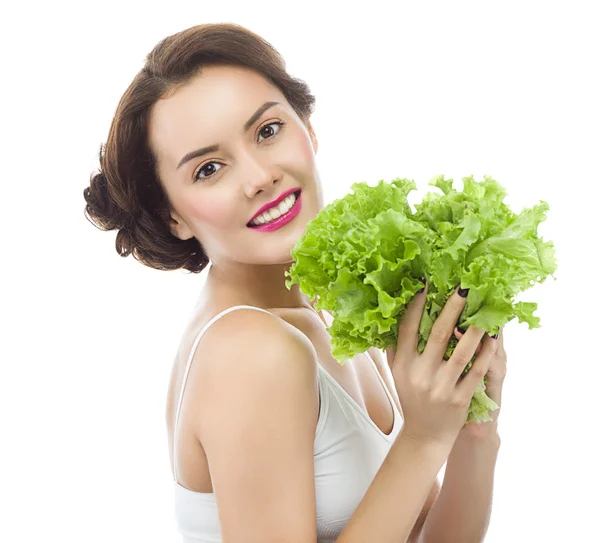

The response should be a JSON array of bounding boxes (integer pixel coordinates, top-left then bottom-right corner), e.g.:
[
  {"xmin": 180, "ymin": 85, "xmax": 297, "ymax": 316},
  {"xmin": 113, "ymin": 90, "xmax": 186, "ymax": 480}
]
[{"xmin": 173, "ymin": 305, "xmax": 272, "ymax": 482}]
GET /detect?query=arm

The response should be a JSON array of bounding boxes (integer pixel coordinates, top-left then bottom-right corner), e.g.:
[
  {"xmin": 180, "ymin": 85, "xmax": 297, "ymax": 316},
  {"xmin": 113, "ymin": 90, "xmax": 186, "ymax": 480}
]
[
  {"xmin": 364, "ymin": 285, "xmax": 503, "ymax": 543},
  {"xmin": 418, "ymin": 425, "xmax": 500, "ymax": 543},
  {"xmin": 418, "ymin": 328, "xmax": 507, "ymax": 543},
  {"xmin": 366, "ymin": 345, "xmax": 498, "ymax": 543},
  {"xmin": 193, "ymin": 310, "xmax": 321, "ymax": 542},
  {"xmin": 408, "ymin": 478, "xmax": 440, "ymax": 543},
  {"xmin": 337, "ymin": 431, "xmax": 453, "ymax": 543},
  {"xmin": 367, "ymin": 345, "xmax": 441, "ymax": 543}
]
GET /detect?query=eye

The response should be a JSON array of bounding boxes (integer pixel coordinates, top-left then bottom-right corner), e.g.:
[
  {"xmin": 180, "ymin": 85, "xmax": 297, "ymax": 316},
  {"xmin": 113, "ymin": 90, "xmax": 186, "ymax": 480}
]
[
  {"xmin": 257, "ymin": 121, "xmax": 285, "ymax": 143},
  {"xmin": 193, "ymin": 162, "xmax": 223, "ymax": 183}
]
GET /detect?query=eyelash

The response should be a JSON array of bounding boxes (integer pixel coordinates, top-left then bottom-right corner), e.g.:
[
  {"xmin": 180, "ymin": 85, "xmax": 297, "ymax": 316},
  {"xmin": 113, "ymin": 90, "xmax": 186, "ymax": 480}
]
[{"xmin": 192, "ymin": 121, "xmax": 286, "ymax": 183}]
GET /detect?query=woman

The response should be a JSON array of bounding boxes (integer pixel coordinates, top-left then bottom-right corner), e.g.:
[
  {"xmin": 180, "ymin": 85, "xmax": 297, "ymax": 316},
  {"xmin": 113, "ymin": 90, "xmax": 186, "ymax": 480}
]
[{"xmin": 83, "ymin": 23, "xmax": 506, "ymax": 543}]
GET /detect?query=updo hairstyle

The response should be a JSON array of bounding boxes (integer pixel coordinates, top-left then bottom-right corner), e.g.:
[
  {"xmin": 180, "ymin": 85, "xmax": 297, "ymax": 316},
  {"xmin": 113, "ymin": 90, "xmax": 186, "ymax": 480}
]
[{"xmin": 83, "ymin": 23, "xmax": 316, "ymax": 273}]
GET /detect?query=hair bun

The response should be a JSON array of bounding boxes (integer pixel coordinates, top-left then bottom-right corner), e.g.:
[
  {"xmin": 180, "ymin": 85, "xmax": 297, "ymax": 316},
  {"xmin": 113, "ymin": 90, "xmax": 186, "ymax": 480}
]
[
  {"xmin": 84, "ymin": 170, "xmax": 138, "ymax": 258},
  {"xmin": 83, "ymin": 170, "xmax": 129, "ymax": 231}
]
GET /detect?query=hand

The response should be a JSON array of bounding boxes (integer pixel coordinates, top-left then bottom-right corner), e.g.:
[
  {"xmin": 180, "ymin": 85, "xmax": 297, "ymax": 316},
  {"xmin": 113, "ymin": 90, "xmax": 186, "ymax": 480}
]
[
  {"xmin": 385, "ymin": 282, "xmax": 500, "ymax": 448},
  {"xmin": 454, "ymin": 325, "xmax": 507, "ymax": 437}
]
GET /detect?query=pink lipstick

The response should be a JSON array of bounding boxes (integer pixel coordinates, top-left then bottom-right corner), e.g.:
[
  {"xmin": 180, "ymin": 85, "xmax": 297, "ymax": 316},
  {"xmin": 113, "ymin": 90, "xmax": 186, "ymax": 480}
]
[{"xmin": 247, "ymin": 190, "xmax": 302, "ymax": 232}]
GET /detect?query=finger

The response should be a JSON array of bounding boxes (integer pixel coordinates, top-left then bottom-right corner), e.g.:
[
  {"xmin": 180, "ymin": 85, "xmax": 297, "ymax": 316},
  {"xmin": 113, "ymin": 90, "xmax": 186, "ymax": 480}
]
[
  {"xmin": 454, "ymin": 326, "xmax": 483, "ymax": 356},
  {"xmin": 423, "ymin": 286, "xmax": 470, "ymax": 362},
  {"xmin": 456, "ymin": 335, "xmax": 498, "ymax": 398},
  {"xmin": 442, "ymin": 325, "xmax": 487, "ymax": 383},
  {"xmin": 491, "ymin": 328, "xmax": 507, "ymax": 377},
  {"xmin": 455, "ymin": 325, "xmax": 501, "ymax": 343},
  {"xmin": 388, "ymin": 277, "xmax": 428, "ymax": 366},
  {"xmin": 496, "ymin": 327, "xmax": 506, "ymax": 357}
]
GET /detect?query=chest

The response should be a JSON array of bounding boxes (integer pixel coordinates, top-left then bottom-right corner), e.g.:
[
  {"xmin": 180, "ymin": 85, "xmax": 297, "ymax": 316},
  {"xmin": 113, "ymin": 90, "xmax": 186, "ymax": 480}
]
[{"xmin": 263, "ymin": 307, "xmax": 400, "ymax": 435}]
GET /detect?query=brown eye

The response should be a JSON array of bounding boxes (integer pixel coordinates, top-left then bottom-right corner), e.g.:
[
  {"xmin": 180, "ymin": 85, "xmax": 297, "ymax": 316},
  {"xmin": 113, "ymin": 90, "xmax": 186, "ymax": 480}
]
[
  {"xmin": 193, "ymin": 162, "xmax": 223, "ymax": 183},
  {"xmin": 257, "ymin": 121, "xmax": 284, "ymax": 143}
]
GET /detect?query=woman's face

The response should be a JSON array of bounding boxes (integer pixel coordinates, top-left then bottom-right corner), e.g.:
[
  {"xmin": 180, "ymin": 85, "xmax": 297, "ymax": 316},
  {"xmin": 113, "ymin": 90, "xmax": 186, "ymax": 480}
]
[{"xmin": 148, "ymin": 64, "xmax": 323, "ymax": 267}]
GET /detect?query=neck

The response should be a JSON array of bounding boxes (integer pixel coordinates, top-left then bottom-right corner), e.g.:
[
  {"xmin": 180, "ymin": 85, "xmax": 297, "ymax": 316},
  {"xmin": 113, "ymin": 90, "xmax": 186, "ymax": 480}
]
[{"xmin": 206, "ymin": 261, "xmax": 317, "ymax": 311}]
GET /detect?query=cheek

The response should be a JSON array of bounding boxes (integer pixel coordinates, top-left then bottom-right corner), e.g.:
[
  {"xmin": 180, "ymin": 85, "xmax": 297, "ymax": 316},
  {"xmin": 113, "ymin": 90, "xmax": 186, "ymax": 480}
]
[
  {"xmin": 287, "ymin": 131, "xmax": 316, "ymax": 166},
  {"xmin": 184, "ymin": 194, "xmax": 235, "ymax": 229}
]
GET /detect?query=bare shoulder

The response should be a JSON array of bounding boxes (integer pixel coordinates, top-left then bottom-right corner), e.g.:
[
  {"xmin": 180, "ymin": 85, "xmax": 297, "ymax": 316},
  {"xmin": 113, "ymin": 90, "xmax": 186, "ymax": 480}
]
[
  {"xmin": 186, "ymin": 306, "xmax": 322, "ymax": 542},
  {"xmin": 193, "ymin": 306, "xmax": 318, "ymax": 370},
  {"xmin": 188, "ymin": 306, "xmax": 321, "ymax": 426}
]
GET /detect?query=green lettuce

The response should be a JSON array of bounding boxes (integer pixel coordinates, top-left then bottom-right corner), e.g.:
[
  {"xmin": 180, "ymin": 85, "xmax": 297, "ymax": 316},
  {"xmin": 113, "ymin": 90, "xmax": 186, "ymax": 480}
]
[{"xmin": 285, "ymin": 175, "xmax": 557, "ymax": 423}]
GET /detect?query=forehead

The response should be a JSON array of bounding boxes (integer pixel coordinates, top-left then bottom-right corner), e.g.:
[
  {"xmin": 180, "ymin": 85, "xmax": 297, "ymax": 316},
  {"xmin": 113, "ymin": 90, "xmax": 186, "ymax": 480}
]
[{"xmin": 148, "ymin": 65, "xmax": 286, "ymax": 167}]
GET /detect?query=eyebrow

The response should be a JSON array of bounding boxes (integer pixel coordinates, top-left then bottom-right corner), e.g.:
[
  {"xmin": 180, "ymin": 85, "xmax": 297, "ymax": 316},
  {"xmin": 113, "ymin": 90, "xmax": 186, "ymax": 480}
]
[{"xmin": 176, "ymin": 101, "xmax": 280, "ymax": 170}]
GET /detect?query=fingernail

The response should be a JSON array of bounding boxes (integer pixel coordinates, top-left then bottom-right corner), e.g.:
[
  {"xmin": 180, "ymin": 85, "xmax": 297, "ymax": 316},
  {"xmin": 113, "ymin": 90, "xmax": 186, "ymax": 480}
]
[
  {"xmin": 457, "ymin": 286, "xmax": 469, "ymax": 298},
  {"xmin": 417, "ymin": 277, "xmax": 426, "ymax": 294},
  {"xmin": 457, "ymin": 325, "xmax": 466, "ymax": 334},
  {"xmin": 491, "ymin": 333, "xmax": 498, "ymax": 339}
]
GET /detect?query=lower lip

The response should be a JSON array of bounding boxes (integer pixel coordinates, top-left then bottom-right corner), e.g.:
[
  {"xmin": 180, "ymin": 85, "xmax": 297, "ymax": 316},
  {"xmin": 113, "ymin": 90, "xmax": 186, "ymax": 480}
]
[{"xmin": 248, "ymin": 192, "xmax": 303, "ymax": 232}]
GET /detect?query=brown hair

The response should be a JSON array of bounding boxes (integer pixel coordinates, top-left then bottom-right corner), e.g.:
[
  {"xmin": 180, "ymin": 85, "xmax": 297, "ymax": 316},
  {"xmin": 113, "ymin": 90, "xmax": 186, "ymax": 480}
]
[{"xmin": 83, "ymin": 23, "xmax": 316, "ymax": 273}]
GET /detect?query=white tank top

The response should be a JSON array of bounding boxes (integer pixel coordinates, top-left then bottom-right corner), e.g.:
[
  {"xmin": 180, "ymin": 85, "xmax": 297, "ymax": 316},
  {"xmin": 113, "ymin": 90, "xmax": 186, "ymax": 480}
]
[{"xmin": 172, "ymin": 305, "xmax": 402, "ymax": 542}]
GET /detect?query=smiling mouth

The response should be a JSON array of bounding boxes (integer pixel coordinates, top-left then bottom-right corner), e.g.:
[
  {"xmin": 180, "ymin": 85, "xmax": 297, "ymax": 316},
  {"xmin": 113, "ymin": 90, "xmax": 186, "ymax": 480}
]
[{"xmin": 247, "ymin": 190, "xmax": 302, "ymax": 227}]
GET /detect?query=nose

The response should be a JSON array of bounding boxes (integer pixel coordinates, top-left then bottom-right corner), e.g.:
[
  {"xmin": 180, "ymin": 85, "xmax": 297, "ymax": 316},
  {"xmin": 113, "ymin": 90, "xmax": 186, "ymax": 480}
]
[{"xmin": 240, "ymin": 150, "xmax": 280, "ymax": 198}]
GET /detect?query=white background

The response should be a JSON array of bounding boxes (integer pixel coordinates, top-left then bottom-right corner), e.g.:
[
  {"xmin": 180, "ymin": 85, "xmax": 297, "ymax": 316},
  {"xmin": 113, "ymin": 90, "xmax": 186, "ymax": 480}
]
[{"xmin": 1, "ymin": 1, "xmax": 598, "ymax": 541}]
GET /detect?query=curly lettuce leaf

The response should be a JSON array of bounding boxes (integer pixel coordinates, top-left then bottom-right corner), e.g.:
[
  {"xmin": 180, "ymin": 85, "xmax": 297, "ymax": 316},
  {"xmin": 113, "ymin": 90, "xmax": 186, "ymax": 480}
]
[{"xmin": 285, "ymin": 175, "xmax": 558, "ymax": 423}]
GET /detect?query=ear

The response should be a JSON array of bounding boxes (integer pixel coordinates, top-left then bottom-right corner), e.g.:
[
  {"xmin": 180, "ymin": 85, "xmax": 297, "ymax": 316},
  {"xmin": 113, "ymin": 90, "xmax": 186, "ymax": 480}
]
[{"xmin": 168, "ymin": 210, "xmax": 194, "ymax": 241}]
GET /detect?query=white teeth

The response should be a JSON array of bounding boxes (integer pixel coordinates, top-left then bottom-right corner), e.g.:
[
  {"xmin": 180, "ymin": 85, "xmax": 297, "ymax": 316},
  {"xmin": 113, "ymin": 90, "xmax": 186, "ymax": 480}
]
[
  {"xmin": 268, "ymin": 208, "xmax": 281, "ymax": 220},
  {"xmin": 250, "ymin": 193, "xmax": 297, "ymax": 226}
]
